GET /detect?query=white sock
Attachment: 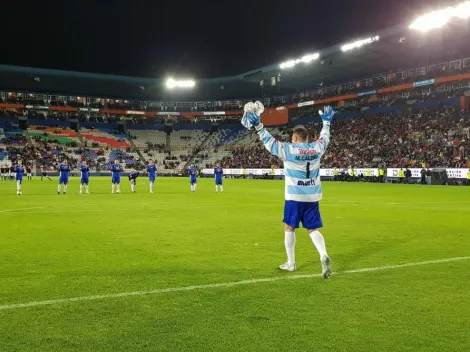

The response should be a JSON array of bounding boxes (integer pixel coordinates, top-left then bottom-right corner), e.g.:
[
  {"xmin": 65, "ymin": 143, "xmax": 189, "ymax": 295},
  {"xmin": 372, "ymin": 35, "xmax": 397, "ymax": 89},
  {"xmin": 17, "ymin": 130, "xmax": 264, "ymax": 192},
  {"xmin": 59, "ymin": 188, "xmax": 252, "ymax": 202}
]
[
  {"xmin": 64, "ymin": 185, "xmax": 68, "ymax": 193},
  {"xmin": 58, "ymin": 184, "xmax": 61, "ymax": 192},
  {"xmin": 284, "ymin": 231, "xmax": 296, "ymax": 265},
  {"xmin": 190, "ymin": 185, "xmax": 194, "ymax": 192},
  {"xmin": 112, "ymin": 184, "xmax": 115, "ymax": 193},
  {"xmin": 80, "ymin": 184, "xmax": 83, "ymax": 193},
  {"xmin": 150, "ymin": 182, "xmax": 153, "ymax": 192},
  {"xmin": 309, "ymin": 230, "xmax": 328, "ymax": 258},
  {"xmin": 86, "ymin": 185, "xmax": 89, "ymax": 193},
  {"xmin": 16, "ymin": 181, "xmax": 21, "ymax": 192},
  {"xmin": 194, "ymin": 184, "xmax": 197, "ymax": 192},
  {"xmin": 117, "ymin": 185, "xmax": 120, "ymax": 192},
  {"xmin": 220, "ymin": 185, "xmax": 223, "ymax": 192},
  {"xmin": 215, "ymin": 185, "xmax": 218, "ymax": 192},
  {"xmin": 131, "ymin": 184, "xmax": 135, "ymax": 192}
]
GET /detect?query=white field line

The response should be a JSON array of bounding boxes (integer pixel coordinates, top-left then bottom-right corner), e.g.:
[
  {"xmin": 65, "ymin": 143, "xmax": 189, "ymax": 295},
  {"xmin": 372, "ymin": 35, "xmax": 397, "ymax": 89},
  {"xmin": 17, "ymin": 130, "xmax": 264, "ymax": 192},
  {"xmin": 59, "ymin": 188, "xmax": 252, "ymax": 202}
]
[
  {"xmin": 2, "ymin": 200, "xmax": 468, "ymax": 215},
  {"xmin": 0, "ymin": 206, "xmax": 52, "ymax": 213},
  {"xmin": 0, "ymin": 256, "xmax": 468, "ymax": 311}
]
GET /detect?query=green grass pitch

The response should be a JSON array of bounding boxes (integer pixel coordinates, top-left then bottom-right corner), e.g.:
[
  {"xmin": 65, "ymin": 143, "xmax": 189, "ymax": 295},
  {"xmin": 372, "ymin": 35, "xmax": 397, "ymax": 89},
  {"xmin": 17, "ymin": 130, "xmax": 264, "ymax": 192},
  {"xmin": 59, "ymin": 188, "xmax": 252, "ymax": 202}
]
[{"xmin": 1, "ymin": 177, "xmax": 469, "ymax": 351}]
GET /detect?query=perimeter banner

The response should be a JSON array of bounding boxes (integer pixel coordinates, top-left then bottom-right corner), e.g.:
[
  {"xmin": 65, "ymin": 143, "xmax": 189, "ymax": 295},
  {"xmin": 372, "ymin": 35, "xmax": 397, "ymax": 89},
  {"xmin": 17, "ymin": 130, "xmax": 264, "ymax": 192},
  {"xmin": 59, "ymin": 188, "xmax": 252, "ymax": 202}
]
[{"xmin": 202, "ymin": 168, "xmax": 469, "ymax": 179}]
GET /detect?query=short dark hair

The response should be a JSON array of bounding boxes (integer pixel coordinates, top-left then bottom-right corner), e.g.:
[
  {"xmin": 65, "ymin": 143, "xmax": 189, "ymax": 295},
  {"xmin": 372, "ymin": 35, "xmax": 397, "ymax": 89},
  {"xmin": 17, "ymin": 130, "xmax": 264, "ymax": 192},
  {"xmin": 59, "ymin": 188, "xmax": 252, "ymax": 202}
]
[{"xmin": 293, "ymin": 127, "xmax": 309, "ymax": 142}]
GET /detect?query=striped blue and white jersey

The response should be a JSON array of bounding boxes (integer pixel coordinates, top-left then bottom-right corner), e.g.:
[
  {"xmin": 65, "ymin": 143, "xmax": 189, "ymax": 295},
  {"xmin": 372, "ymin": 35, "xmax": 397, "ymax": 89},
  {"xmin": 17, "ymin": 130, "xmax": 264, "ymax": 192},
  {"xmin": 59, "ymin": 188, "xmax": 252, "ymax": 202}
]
[{"xmin": 257, "ymin": 123, "xmax": 330, "ymax": 202}]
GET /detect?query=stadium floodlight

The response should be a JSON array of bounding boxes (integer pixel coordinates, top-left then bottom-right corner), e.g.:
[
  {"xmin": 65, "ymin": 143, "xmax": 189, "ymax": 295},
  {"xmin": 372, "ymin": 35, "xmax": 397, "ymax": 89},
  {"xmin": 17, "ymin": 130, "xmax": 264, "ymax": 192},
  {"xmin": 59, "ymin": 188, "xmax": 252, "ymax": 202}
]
[
  {"xmin": 341, "ymin": 36, "xmax": 380, "ymax": 52},
  {"xmin": 166, "ymin": 78, "xmax": 196, "ymax": 89},
  {"xmin": 280, "ymin": 53, "xmax": 319, "ymax": 69},
  {"xmin": 409, "ymin": 2, "xmax": 470, "ymax": 32}
]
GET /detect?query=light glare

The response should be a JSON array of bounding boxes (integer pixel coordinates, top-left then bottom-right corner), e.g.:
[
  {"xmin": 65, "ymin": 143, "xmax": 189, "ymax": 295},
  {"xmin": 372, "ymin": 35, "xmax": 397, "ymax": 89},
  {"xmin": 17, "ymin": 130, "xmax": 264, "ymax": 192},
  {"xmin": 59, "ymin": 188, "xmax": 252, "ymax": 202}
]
[
  {"xmin": 166, "ymin": 78, "xmax": 195, "ymax": 89},
  {"xmin": 409, "ymin": 2, "xmax": 470, "ymax": 31},
  {"xmin": 279, "ymin": 53, "xmax": 319, "ymax": 70},
  {"xmin": 341, "ymin": 36, "xmax": 380, "ymax": 52}
]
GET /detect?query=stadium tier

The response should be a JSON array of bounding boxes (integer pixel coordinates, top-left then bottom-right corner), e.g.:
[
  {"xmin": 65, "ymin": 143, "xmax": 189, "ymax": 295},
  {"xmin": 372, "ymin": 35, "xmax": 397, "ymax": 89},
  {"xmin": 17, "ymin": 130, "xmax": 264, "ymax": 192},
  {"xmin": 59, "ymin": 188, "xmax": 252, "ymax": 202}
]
[
  {"xmin": 131, "ymin": 129, "xmax": 167, "ymax": 148},
  {"xmin": 80, "ymin": 128, "xmax": 132, "ymax": 148},
  {"xmin": 28, "ymin": 126, "xmax": 81, "ymax": 146}
]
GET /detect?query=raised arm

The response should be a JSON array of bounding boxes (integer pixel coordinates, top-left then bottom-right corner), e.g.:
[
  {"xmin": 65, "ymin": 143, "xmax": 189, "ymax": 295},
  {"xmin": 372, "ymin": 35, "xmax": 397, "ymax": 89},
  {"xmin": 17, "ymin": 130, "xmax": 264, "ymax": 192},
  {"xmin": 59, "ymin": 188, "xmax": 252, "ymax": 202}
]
[
  {"xmin": 256, "ymin": 128, "xmax": 288, "ymax": 160},
  {"xmin": 241, "ymin": 101, "xmax": 287, "ymax": 160},
  {"xmin": 316, "ymin": 106, "xmax": 334, "ymax": 155}
]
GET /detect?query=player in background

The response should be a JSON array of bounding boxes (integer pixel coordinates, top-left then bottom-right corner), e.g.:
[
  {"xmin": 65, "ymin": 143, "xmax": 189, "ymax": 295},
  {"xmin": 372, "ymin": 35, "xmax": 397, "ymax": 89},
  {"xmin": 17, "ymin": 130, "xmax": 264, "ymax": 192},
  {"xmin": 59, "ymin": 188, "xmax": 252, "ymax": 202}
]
[
  {"xmin": 241, "ymin": 101, "xmax": 334, "ymax": 278},
  {"xmin": 128, "ymin": 169, "xmax": 140, "ymax": 193},
  {"xmin": 214, "ymin": 163, "xmax": 224, "ymax": 193},
  {"xmin": 111, "ymin": 159, "xmax": 122, "ymax": 194},
  {"xmin": 41, "ymin": 167, "xmax": 52, "ymax": 181},
  {"xmin": 146, "ymin": 159, "xmax": 157, "ymax": 194},
  {"xmin": 80, "ymin": 161, "xmax": 90, "ymax": 194},
  {"xmin": 58, "ymin": 159, "xmax": 72, "ymax": 194},
  {"xmin": 14, "ymin": 159, "xmax": 25, "ymax": 195},
  {"xmin": 26, "ymin": 165, "xmax": 32, "ymax": 180},
  {"xmin": 189, "ymin": 164, "xmax": 198, "ymax": 193}
]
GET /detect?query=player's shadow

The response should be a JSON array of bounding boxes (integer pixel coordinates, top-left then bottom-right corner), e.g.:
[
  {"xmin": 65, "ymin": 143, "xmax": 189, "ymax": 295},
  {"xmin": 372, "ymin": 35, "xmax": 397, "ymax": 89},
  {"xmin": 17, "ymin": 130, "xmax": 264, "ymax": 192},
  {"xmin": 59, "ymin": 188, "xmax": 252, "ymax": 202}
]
[
  {"xmin": 297, "ymin": 235, "xmax": 413, "ymax": 273},
  {"xmin": 334, "ymin": 236, "xmax": 414, "ymax": 273}
]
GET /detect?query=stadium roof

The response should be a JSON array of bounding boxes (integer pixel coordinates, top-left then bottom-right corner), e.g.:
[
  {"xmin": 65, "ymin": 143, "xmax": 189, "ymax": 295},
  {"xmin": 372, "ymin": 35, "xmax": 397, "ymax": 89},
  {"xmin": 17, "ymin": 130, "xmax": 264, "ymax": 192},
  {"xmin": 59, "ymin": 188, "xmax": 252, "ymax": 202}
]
[
  {"xmin": 243, "ymin": 22, "xmax": 470, "ymax": 90},
  {"xmin": 1, "ymin": 20, "xmax": 469, "ymax": 101}
]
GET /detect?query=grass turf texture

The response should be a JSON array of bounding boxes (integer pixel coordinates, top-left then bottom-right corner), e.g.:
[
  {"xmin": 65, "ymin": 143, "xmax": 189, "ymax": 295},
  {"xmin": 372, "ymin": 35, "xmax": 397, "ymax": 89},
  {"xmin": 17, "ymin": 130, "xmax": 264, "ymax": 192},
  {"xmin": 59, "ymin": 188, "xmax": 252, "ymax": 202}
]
[{"xmin": 0, "ymin": 177, "xmax": 469, "ymax": 352}]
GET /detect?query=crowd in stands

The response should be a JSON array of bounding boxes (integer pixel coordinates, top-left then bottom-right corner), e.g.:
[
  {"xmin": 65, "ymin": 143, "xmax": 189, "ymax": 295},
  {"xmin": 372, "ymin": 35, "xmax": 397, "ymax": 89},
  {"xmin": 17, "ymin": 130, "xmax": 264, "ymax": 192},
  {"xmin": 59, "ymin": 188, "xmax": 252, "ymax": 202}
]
[
  {"xmin": 216, "ymin": 145, "xmax": 283, "ymax": 169},
  {"xmin": 319, "ymin": 107, "xmax": 468, "ymax": 168},
  {"xmin": 212, "ymin": 106, "xmax": 470, "ymax": 169},
  {"xmin": 3, "ymin": 103, "xmax": 470, "ymax": 173}
]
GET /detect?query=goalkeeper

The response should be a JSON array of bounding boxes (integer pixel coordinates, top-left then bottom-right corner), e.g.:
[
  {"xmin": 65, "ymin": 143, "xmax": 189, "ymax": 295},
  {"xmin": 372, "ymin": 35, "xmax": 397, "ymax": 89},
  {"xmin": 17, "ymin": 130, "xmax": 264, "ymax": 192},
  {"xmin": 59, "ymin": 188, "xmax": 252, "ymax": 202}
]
[{"xmin": 241, "ymin": 102, "xmax": 334, "ymax": 278}]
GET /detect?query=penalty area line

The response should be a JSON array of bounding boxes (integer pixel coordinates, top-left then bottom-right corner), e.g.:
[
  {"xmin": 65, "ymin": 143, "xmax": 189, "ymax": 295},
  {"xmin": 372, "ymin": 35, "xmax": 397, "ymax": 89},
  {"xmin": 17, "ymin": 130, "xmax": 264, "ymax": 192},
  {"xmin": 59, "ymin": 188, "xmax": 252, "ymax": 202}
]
[{"xmin": 0, "ymin": 256, "xmax": 469, "ymax": 311}]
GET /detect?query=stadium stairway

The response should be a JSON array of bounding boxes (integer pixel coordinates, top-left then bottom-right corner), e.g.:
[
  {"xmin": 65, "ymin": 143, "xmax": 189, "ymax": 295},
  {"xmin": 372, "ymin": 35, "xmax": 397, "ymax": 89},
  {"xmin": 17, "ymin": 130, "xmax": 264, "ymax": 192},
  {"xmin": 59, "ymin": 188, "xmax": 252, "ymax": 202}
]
[
  {"xmin": 182, "ymin": 131, "xmax": 214, "ymax": 171},
  {"xmin": 76, "ymin": 130, "xmax": 86, "ymax": 146},
  {"xmin": 166, "ymin": 134, "xmax": 170, "ymax": 150},
  {"xmin": 127, "ymin": 137, "xmax": 145, "ymax": 161},
  {"xmin": 24, "ymin": 131, "xmax": 33, "ymax": 146}
]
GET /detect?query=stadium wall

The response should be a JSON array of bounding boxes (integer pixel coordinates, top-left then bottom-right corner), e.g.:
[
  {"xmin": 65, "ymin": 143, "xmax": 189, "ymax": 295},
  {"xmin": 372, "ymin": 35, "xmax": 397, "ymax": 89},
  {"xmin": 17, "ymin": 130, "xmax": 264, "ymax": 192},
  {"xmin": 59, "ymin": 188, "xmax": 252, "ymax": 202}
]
[
  {"xmin": 261, "ymin": 107, "xmax": 288, "ymax": 126},
  {"xmin": 127, "ymin": 124, "xmax": 165, "ymax": 130}
]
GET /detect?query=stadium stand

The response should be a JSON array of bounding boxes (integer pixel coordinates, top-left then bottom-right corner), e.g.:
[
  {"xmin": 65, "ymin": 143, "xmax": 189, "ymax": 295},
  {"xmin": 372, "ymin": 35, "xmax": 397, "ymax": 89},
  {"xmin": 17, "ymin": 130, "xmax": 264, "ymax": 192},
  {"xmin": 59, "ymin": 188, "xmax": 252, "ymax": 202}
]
[
  {"xmin": 1, "ymin": 49, "xmax": 470, "ymax": 174},
  {"xmin": 210, "ymin": 106, "xmax": 470, "ymax": 169}
]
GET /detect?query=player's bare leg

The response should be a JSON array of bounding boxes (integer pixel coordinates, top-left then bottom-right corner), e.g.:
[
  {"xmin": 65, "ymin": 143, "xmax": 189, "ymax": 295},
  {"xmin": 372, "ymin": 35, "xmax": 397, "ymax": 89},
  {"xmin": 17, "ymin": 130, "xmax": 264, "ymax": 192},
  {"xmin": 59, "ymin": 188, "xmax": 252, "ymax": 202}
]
[
  {"xmin": 279, "ymin": 224, "xmax": 296, "ymax": 272},
  {"xmin": 308, "ymin": 228, "xmax": 331, "ymax": 279}
]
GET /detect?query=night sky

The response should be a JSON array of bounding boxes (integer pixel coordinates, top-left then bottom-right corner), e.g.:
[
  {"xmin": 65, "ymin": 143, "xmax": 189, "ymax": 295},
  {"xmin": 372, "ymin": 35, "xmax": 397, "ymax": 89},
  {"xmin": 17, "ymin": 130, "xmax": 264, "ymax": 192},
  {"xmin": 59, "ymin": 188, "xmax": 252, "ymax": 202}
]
[{"xmin": 0, "ymin": 0, "xmax": 457, "ymax": 79}]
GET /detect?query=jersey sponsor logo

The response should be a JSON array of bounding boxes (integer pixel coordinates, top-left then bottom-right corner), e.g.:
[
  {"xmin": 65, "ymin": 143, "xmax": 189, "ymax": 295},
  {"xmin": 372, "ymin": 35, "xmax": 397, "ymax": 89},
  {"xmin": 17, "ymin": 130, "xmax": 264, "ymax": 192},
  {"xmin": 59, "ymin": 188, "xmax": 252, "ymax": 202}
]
[
  {"xmin": 297, "ymin": 178, "xmax": 317, "ymax": 186},
  {"xmin": 298, "ymin": 149, "xmax": 317, "ymax": 155}
]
